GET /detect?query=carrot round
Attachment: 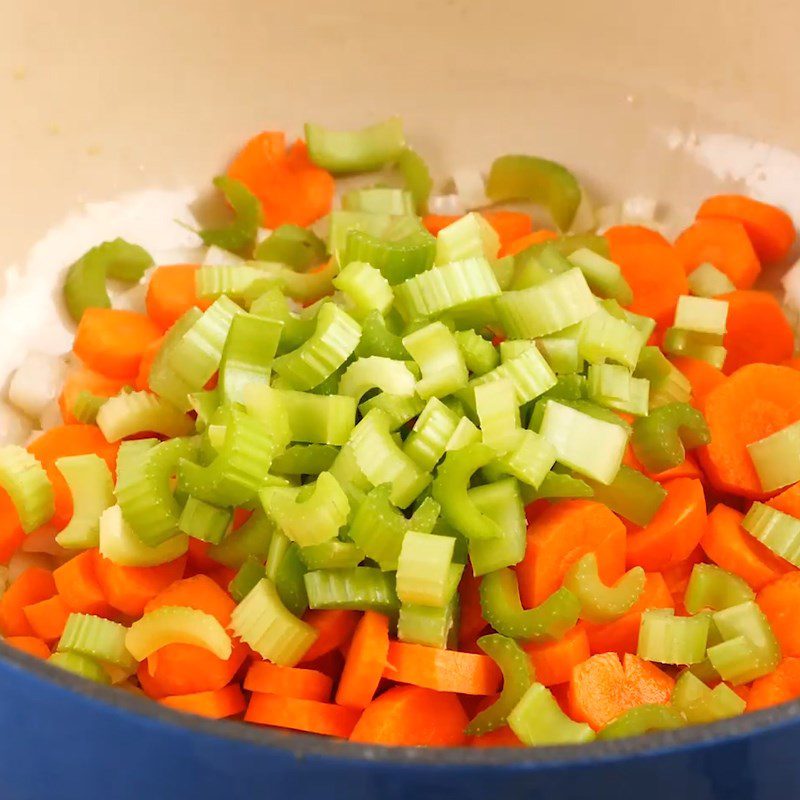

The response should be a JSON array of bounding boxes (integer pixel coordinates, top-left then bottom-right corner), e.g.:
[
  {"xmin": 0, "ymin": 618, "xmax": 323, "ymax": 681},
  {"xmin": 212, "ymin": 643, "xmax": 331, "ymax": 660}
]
[
  {"xmin": 747, "ymin": 658, "xmax": 800, "ymax": 712},
  {"xmin": 335, "ymin": 611, "xmax": 390, "ymax": 709},
  {"xmin": 669, "ymin": 356, "xmax": 726, "ymax": 406},
  {"xmin": 503, "ymin": 229, "xmax": 559, "ymax": 257},
  {"xmin": 768, "ymin": 482, "xmax": 800, "ymax": 518},
  {"xmin": 517, "ymin": 499, "xmax": 626, "ymax": 607},
  {"xmin": 605, "ymin": 225, "xmax": 688, "ymax": 328},
  {"xmin": 568, "ymin": 652, "xmax": 674, "ymax": 730},
  {"xmin": 245, "ymin": 693, "xmax": 360, "ymax": 738},
  {"xmin": 698, "ymin": 364, "xmax": 800, "ymax": 499},
  {"xmin": 383, "ymin": 640, "xmax": 501, "ymax": 695},
  {"xmin": 145, "ymin": 265, "xmax": 211, "ymax": 332},
  {"xmin": 757, "ymin": 572, "xmax": 800, "ymax": 658},
  {"xmin": 53, "ymin": 550, "xmax": 112, "ymax": 617},
  {"xmin": 349, "ymin": 685, "xmax": 468, "ymax": 746},
  {"xmin": 59, "ymin": 367, "xmax": 128, "ymax": 425},
  {"xmin": 718, "ymin": 290, "xmax": 794, "ymax": 375},
  {"xmin": 159, "ymin": 684, "xmax": 247, "ymax": 719},
  {"xmin": 0, "ymin": 567, "xmax": 56, "ymax": 637},
  {"xmin": 244, "ymin": 661, "xmax": 333, "ymax": 702},
  {"xmin": 3, "ymin": 635, "xmax": 50, "ymax": 660},
  {"xmin": 625, "ymin": 478, "xmax": 706, "ymax": 571},
  {"xmin": 525, "ymin": 624, "xmax": 590, "ymax": 686},
  {"xmin": 73, "ymin": 308, "xmax": 162, "ymax": 380},
  {"xmin": 299, "ymin": 609, "xmax": 359, "ymax": 663},
  {"xmin": 696, "ymin": 194, "xmax": 796, "ymax": 265},
  {"xmin": 674, "ymin": 218, "xmax": 761, "ymax": 289},
  {"xmin": 700, "ymin": 504, "xmax": 792, "ymax": 591},
  {"xmin": 22, "ymin": 594, "xmax": 70, "ymax": 642},
  {"xmin": 0, "ymin": 491, "xmax": 24, "ymax": 565}
]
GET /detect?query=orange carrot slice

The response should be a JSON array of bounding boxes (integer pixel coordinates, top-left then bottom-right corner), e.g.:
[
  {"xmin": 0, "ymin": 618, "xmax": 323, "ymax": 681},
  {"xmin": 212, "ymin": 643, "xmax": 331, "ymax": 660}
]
[
  {"xmin": 335, "ymin": 612, "xmax": 390, "ymax": 709},
  {"xmin": 245, "ymin": 693, "xmax": 360, "ymax": 738}
]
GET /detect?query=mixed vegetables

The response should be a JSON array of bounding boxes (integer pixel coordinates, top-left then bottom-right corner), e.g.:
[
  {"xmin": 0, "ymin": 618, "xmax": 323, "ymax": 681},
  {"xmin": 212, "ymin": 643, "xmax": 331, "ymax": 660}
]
[{"xmin": 0, "ymin": 116, "xmax": 799, "ymax": 748}]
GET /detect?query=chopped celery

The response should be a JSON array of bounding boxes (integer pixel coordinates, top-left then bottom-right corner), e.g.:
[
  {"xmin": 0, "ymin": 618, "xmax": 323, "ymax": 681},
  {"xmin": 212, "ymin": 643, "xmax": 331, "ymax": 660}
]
[
  {"xmin": 662, "ymin": 327, "xmax": 727, "ymax": 369},
  {"xmin": 199, "ymin": 176, "xmax": 262, "ymax": 255},
  {"xmin": 635, "ymin": 345, "xmax": 692, "ymax": 409},
  {"xmin": 536, "ymin": 336, "xmax": 582, "ymax": 375},
  {"xmin": 586, "ymin": 363, "xmax": 650, "ymax": 418},
  {"xmin": 455, "ymin": 330, "xmax": 499, "ymax": 376},
  {"xmin": 189, "ymin": 389, "xmax": 219, "ymax": 433},
  {"xmin": 396, "ymin": 532, "xmax": 458, "ymax": 607},
  {"xmin": 674, "ymin": 295, "xmax": 729, "ymax": 336},
  {"xmin": 360, "ymin": 392, "xmax": 425, "ymax": 430},
  {"xmin": 564, "ymin": 553, "xmax": 645, "ymax": 624},
  {"xmin": 671, "ymin": 670, "xmax": 746, "ymax": 724},
  {"xmin": 578, "ymin": 307, "xmax": 643, "ymax": 369},
  {"xmin": 601, "ymin": 300, "xmax": 657, "ymax": 346},
  {"xmin": 178, "ymin": 497, "xmax": 231, "ymax": 545},
  {"xmin": 343, "ymin": 187, "xmax": 414, "ymax": 216},
  {"xmin": 567, "ymin": 247, "xmax": 632, "ymax": 304},
  {"xmin": 266, "ymin": 532, "xmax": 309, "ymax": 617},
  {"xmin": 435, "ymin": 213, "xmax": 500, "ymax": 265},
  {"xmin": 742, "ymin": 502, "xmax": 800, "ymax": 568},
  {"xmin": 467, "ymin": 478, "xmax": 526, "ymax": 577},
  {"xmin": 396, "ymin": 148, "xmax": 433, "ymax": 214},
  {"xmin": 530, "ymin": 470, "xmax": 593, "ymax": 501},
  {"xmin": 631, "ymin": 402, "xmax": 710, "ymax": 473},
  {"xmin": 125, "ymin": 606, "xmax": 231, "ymax": 661},
  {"xmin": 402, "ymin": 322, "xmax": 468, "ymax": 399},
  {"xmin": 491, "ymin": 255, "xmax": 515, "ymax": 291},
  {"xmin": 342, "ymin": 226, "xmax": 436, "ymax": 285},
  {"xmin": 299, "ymin": 540, "xmax": 364, "ymax": 571},
  {"xmin": 747, "ymin": 420, "xmax": 800, "ymax": 493},
  {"xmin": 304, "ymin": 567, "xmax": 400, "ymax": 615},
  {"xmin": 48, "ymin": 651, "xmax": 110, "ymax": 684},
  {"xmin": 638, "ymin": 609, "xmax": 710, "ymax": 665},
  {"xmin": 403, "ymin": 398, "xmax": 459, "ymax": 471},
  {"xmin": 71, "ymin": 391, "xmax": 107, "ymax": 424},
  {"xmin": 397, "ymin": 598, "xmax": 457, "ymax": 649},
  {"xmin": 687, "ymin": 262, "xmax": 736, "ymax": 298},
  {"xmin": 475, "ymin": 379, "xmax": 520, "ymax": 454},
  {"xmin": 218, "ymin": 314, "xmax": 282, "ymax": 404},
  {"xmin": 470, "ymin": 345, "xmax": 557, "ymax": 407},
  {"xmin": 684, "ymin": 564, "xmax": 754, "ymax": 615},
  {"xmin": 54, "ymin": 454, "xmax": 115, "ymax": 549},
  {"xmin": 58, "ymin": 613, "xmax": 135, "ymax": 671},
  {"xmin": 508, "ymin": 683, "xmax": 595, "ymax": 745},
  {"xmin": 333, "ymin": 261, "xmax": 394, "ymax": 319},
  {"xmin": 355, "ymin": 309, "xmax": 410, "ymax": 360},
  {"xmin": 584, "ymin": 466, "xmax": 666, "ymax": 527},
  {"xmin": 98, "ymin": 505, "xmax": 188, "ymax": 567},
  {"xmin": 305, "ymin": 117, "xmax": 406, "ymax": 173},
  {"xmin": 0, "ymin": 446, "xmax": 53, "ymax": 533},
  {"xmin": 489, "ymin": 429, "xmax": 557, "ymax": 490},
  {"xmin": 598, "ymin": 705, "xmax": 684, "ymax": 740},
  {"xmin": 250, "ymin": 288, "xmax": 318, "ymax": 354},
  {"xmin": 271, "ymin": 444, "xmax": 338, "ymax": 476},
  {"xmin": 254, "ymin": 224, "xmax": 326, "ymax": 270},
  {"xmin": 148, "ymin": 308, "xmax": 203, "ymax": 411},
  {"xmin": 338, "ymin": 357, "xmax": 417, "ymax": 402},
  {"xmin": 445, "ymin": 417, "xmax": 482, "ymax": 452},
  {"xmin": 207, "ymin": 510, "xmax": 273, "ymax": 569},
  {"xmin": 96, "ymin": 390, "xmax": 194, "ymax": 442},
  {"xmin": 228, "ymin": 557, "xmax": 266, "ymax": 603},
  {"xmin": 511, "ymin": 243, "xmax": 571, "ymax": 290},
  {"xmin": 195, "ymin": 265, "xmax": 275, "ymax": 302}
]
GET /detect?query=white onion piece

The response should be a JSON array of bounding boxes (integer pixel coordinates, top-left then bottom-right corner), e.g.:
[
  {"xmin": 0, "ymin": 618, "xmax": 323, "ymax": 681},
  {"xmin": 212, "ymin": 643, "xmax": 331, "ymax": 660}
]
[
  {"xmin": 452, "ymin": 170, "xmax": 488, "ymax": 211},
  {"xmin": 114, "ymin": 281, "xmax": 148, "ymax": 314},
  {"xmin": 595, "ymin": 204, "xmax": 621, "ymax": 233},
  {"xmin": 0, "ymin": 401, "xmax": 33, "ymax": 445},
  {"xmin": 622, "ymin": 195, "xmax": 659, "ymax": 222},
  {"xmin": 203, "ymin": 245, "xmax": 244, "ymax": 267},
  {"xmin": 38, "ymin": 401, "xmax": 63, "ymax": 432},
  {"xmin": 781, "ymin": 260, "xmax": 800, "ymax": 334},
  {"xmin": 428, "ymin": 194, "xmax": 465, "ymax": 215},
  {"xmin": 8, "ymin": 352, "xmax": 68, "ymax": 419}
]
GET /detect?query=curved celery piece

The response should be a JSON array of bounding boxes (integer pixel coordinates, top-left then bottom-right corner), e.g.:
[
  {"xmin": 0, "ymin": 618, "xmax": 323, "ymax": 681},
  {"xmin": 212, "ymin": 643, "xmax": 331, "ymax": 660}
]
[
  {"xmin": 742, "ymin": 502, "xmax": 800, "ymax": 567},
  {"xmin": 355, "ymin": 309, "xmax": 410, "ymax": 360},
  {"xmin": 529, "ymin": 471, "xmax": 593, "ymax": 501},
  {"xmin": 475, "ymin": 379, "xmax": 520, "ymax": 454},
  {"xmin": 58, "ymin": 613, "xmax": 136, "ymax": 671},
  {"xmin": 747, "ymin": 420, "xmax": 800, "ymax": 493},
  {"xmin": 687, "ymin": 262, "xmax": 736, "ymax": 298},
  {"xmin": 662, "ymin": 327, "xmax": 726, "ymax": 369},
  {"xmin": 684, "ymin": 564, "xmax": 755, "ymax": 615},
  {"xmin": 635, "ymin": 346, "xmax": 692, "ymax": 409},
  {"xmin": 199, "ymin": 175, "xmax": 262, "ymax": 255},
  {"xmin": 489, "ymin": 429, "xmax": 557, "ymax": 490},
  {"xmin": 254, "ymin": 224, "xmax": 326, "ymax": 271},
  {"xmin": 598, "ymin": 704, "xmax": 684, "ymax": 740},
  {"xmin": 342, "ymin": 186, "xmax": 414, "ymax": 215},
  {"xmin": 125, "ymin": 606, "xmax": 232, "ymax": 662},
  {"xmin": 465, "ymin": 634, "xmax": 534, "ymax": 736},
  {"xmin": 218, "ymin": 314, "xmax": 282, "ymax": 404},
  {"xmin": 342, "ymin": 227, "xmax": 435, "ymax": 286},
  {"xmin": 266, "ymin": 531, "xmax": 309, "ymax": 617},
  {"xmin": 396, "ymin": 532, "xmax": 458, "ymax": 607},
  {"xmin": 454, "ymin": 330, "xmax": 499, "ymax": 376},
  {"xmin": 468, "ymin": 478, "xmax": 526, "ymax": 577},
  {"xmin": 246, "ymin": 258, "xmax": 339, "ymax": 303},
  {"xmin": 393, "ymin": 257, "xmax": 501, "ymax": 321},
  {"xmin": 272, "ymin": 303, "xmax": 361, "ymax": 390},
  {"xmin": 299, "ymin": 540, "xmax": 364, "ymax": 571},
  {"xmin": 116, "ymin": 436, "xmax": 199, "ymax": 545},
  {"xmin": 207, "ymin": 509, "xmax": 273, "ymax": 569},
  {"xmin": 305, "ymin": 116, "xmax": 406, "ymax": 174},
  {"xmin": 304, "ymin": 567, "xmax": 400, "ymax": 615},
  {"xmin": 638, "ymin": 609, "xmax": 710, "ymax": 665},
  {"xmin": 510, "ymin": 242, "xmax": 571, "ymax": 290},
  {"xmin": 64, "ymin": 238, "xmax": 154, "ymax": 322},
  {"xmin": 631, "ymin": 402, "xmax": 710, "ymax": 474},
  {"xmin": 671, "ymin": 670, "xmax": 746, "ymax": 724},
  {"xmin": 96, "ymin": 391, "xmax": 195, "ymax": 442},
  {"xmin": 99, "ymin": 505, "xmax": 188, "ymax": 567},
  {"xmin": 480, "ymin": 568, "xmax": 580, "ymax": 643},
  {"xmin": 398, "ymin": 598, "xmax": 458, "ymax": 649},
  {"xmin": 147, "ymin": 308, "xmax": 203, "ymax": 411},
  {"xmin": 0, "ymin": 445, "xmax": 53, "ymax": 533},
  {"xmin": 176, "ymin": 409, "xmax": 275, "ymax": 507},
  {"xmin": 508, "ymin": 683, "xmax": 595, "ymax": 745},
  {"xmin": 195, "ymin": 265, "xmax": 275, "ymax": 302},
  {"xmin": 48, "ymin": 651, "xmax": 110, "ymax": 684},
  {"xmin": 338, "ymin": 357, "xmax": 416, "ymax": 402},
  {"xmin": 435, "ymin": 213, "xmax": 500, "ymax": 265},
  {"xmin": 486, "ymin": 155, "xmax": 582, "ymax": 231},
  {"xmin": 568, "ymin": 247, "xmax": 632, "ymax": 305},
  {"xmin": 333, "ymin": 261, "xmax": 394, "ymax": 319},
  {"xmin": 602, "ymin": 299, "xmax": 657, "ymax": 347},
  {"xmin": 260, "ymin": 472, "xmax": 349, "ymax": 547},
  {"xmin": 232, "ymin": 578, "xmax": 317, "ymax": 666},
  {"xmin": 584, "ymin": 466, "xmax": 666, "ymax": 527},
  {"xmin": 397, "ymin": 148, "xmax": 432, "ymax": 214},
  {"xmin": 403, "ymin": 398, "xmax": 459, "ymax": 471},
  {"xmin": 54, "ymin": 454, "xmax": 115, "ymax": 549},
  {"xmin": 349, "ymin": 410, "xmax": 431, "ymax": 508},
  {"xmin": 578, "ymin": 306, "xmax": 643, "ymax": 369},
  {"xmin": 402, "ymin": 322, "xmax": 468, "ymax": 399},
  {"xmin": 271, "ymin": 444, "xmax": 338, "ymax": 476},
  {"xmin": 178, "ymin": 497, "xmax": 231, "ymax": 545},
  {"xmin": 228, "ymin": 557, "xmax": 267, "ymax": 603},
  {"xmin": 564, "ymin": 553, "xmax": 645, "ymax": 624}
]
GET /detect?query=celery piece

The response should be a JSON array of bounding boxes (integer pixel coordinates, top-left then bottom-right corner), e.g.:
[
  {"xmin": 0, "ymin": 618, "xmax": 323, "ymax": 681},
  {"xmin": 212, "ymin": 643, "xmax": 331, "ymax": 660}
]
[
  {"xmin": 491, "ymin": 255, "xmax": 515, "ymax": 291},
  {"xmin": 567, "ymin": 247, "xmax": 633, "ymax": 305},
  {"xmin": 486, "ymin": 155, "xmax": 582, "ymax": 231},
  {"xmin": 58, "ymin": 613, "xmax": 135, "ymax": 671},
  {"xmin": 342, "ymin": 226, "xmax": 436, "ymax": 286},
  {"xmin": 231, "ymin": 578, "xmax": 317, "ymax": 666},
  {"xmin": 445, "ymin": 417, "xmax": 482, "ymax": 452},
  {"xmin": 470, "ymin": 344, "xmax": 557, "ymax": 409},
  {"xmin": 508, "ymin": 683, "xmax": 596, "ymax": 745},
  {"xmin": 435, "ymin": 213, "xmax": 500, "ymax": 265},
  {"xmin": 584, "ymin": 465, "xmax": 666, "ymax": 527},
  {"xmin": 299, "ymin": 540, "xmax": 364, "ymax": 571},
  {"xmin": 747, "ymin": 420, "xmax": 800, "ymax": 493},
  {"xmin": 229, "ymin": 556, "xmax": 267, "ymax": 603},
  {"xmin": 402, "ymin": 322, "xmax": 468, "ymax": 399},
  {"xmin": 671, "ymin": 670, "xmax": 746, "ymax": 724},
  {"xmin": 631, "ymin": 402, "xmax": 710, "ymax": 474},
  {"xmin": 397, "ymin": 598, "xmax": 457, "ymax": 649},
  {"xmin": 475, "ymin": 379, "xmax": 520, "ymax": 454},
  {"xmin": 684, "ymin": 564, "xmax": 755, "ymax": 615},
  {"xmin": 396, "ymin": 532, "xmax": 457, "ymax": 607},
  {"xmin": 662, "ymin": 327, "xmax": 727, "ymax": 369},
  {"xmin": 601, "ymin": 300, "xmax": 657, "ymax": 347},
  {"xmin": 511, "ymin": 243, "xmax": 572, "ymax": 290},
  {"xmin": 480, "ymin": 568, "xmax": 580, "ymax": 643},
  {"xmin": 343, "ymin": 186, "xmax": 415, "ymax": 216},
  {"xmin": 338, "ymin": 357, "xmax": 416, "ymax": 402},
  {"xmin": 271, "ymin": 444, "xmax": 338, "ymax": 476},
  {"xmin": 635, "ymin": 346, "xmax": 692, "ymax": 410},
  {"xmin": 674, "ymin": 295, "xmax": 729, "ymax": 336},
  {"xmin": 96, "ymin": 390, "xmax": 194, "ymax": 442},
  {"xmin": 254, "ymin": 224, "xmax": 326, "ymax": 271},
  {"xmin": 148, "ymin": 308, "xmax": 204, "ymax": 412},
  {"xmin": 587, "ymin": 365, "xmax": 650, "ymax": 416},
  {"xmin": 598, "ymin": 705, "xmax": 684, "ymax": 740},
  {"xmin": 218, "ymin": 314, "xmax": 282, "ymax": 404},
  {"xmin": 403, "ymin": 398, "xmax": 460, "ymax": 471},
  {"xmin": 199, "ymin": 176, "xmax": 262, "ymax": 255},
  {"xmin": 188, "ymin": 389, "xmax": 219, "ymax": 433},
  {"xmin": 304, "ymin": 567, "xmax": 400, "ymax": 616},
  {"xmin": 98, "ymin": 505, "xmax": 188, "ymax": 567},
  {"xmin": 305, "ymin": 116, "xmax": 406, "ymax": 174},
  {"xmin": 468, "ymin": 478, "xmax": 526, "ymax": 577},
  {"xmin": 195, "ymin": 265, "xmax": 275, "ymax": 302},
  {"xmin": 333, "ymin": 261, "xmax": 394, "ymax": 319},
  {"xmin": 49, "ymin": 652, "xmax": 110, "ymax": 684},
  {"xmin": 638, "ymin": 609, "xmax": 710, "ymax": 665},
  {"xmin": 355, "ymin": 309, "xmax": 410, "ymax": 360},
  {"xmin": 250, "ymin": 288, "xmax": 317, "ymax": 354},
  {"xmin": 396, "ymin": 148, "xmax": 433, "ymax": 214},
  {"xmin": 455, "ymin": 330, "xmax": 500, "ymax": 377},
  {"xmin": 466, "ymin": 634, "xmax": 534, "ymax": 735},
  {"xmin": 536, "ymin": 336, "xmax": 582, "ymax": 375},
  {"xmin": 71, "ymin": 391, "xmax": 108, "ymax": 425},
  {"xmin": 500, "ymin": 340, "xmax": 534, "ymax": 363},
  {"xmin": 178, "ymin": 496, "xmax": 231, "ymax": 545},
  {"xmin": 266, "ymin": 532, "xmax": 309, "ymax": 618},
  {"xmin": 0, "ymin": 446, "xmax": 53, "ymax": 534},
  {"xmin": 490, "ymin": 429, "xmax": 557, "ymax": 490},
  {"xmin": 578, "ymin": 306, "xmax": 643, "ymax": 369},
  {"xmin": 565, "ymin": 553, "xmax": 645, "ymax": 624},
  {"xmin": 207, "ymin": 510, "xmax": 273, "ymax": 569},
  {"xmin": 54, "ymin": 454, "xmax": 115, "ymax": 549},
  {"xmin": 530, "ymin": 471, "xmax": 593, "ymax": 501},
  {"xmin": 126, "ymin": 606, "xmax": 231, "ymax": 662},
  {"xmin": 742, "ymin": 502, "xmax": 800, "ymax": 568},
  {"xmin": 359, "ymin": 392, "xmax": 425, "ymax": 431},
  {"xmin": 687, "ymin": 262, "xmax": 736, "ymax": 298}
]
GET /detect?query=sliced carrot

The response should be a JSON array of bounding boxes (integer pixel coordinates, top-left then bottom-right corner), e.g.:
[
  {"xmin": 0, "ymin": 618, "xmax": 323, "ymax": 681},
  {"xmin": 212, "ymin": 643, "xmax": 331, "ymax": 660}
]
[
  {"xmin": 383, "ymin": 641, "xmax": 501, "ymax": 695},
  {"xmin": 3, "ymin": 635, "xmax": 50, "ymax": 659},
  {"xmin": 160, "ymin": 684, "xmax": 247, "ymax": 719},
  {"xmin": 747, "ymin": 658, "xmax": 800, "ymax": 712},
  {"xmin": 245, "ymin": 693, "xmax": 360, "ymax": 738},
  {"xmin": 502, "ymin": 229, "xmax": 559, "ymax": 257},
  {"xmin": 301, "ymin": 649, "xmax": 345, "ymax": 684},
  {"xmin": 757, "ymin": 573, "xmax": 800, "ymax": 657},
  {"xmin": 350, "ymin": 685, "xmax": 468, "ymax": 746},
  {"xmin": 244, "ymin": 661, "xmax": 333, "ymax": 701},
  {"xmin": 675, "ymin": 218, "xmax": 761, "ymax": 289},
  {"xmin": 22, "ymin": 594, "xmax": 70, "ymax": 641},
  {"xmin": 53, "ymin": 550, "xmax": 112, "ymax": 617},
  {"xmin": 783, "ymin": 357, "xmax": 800, "ymax": 372},
  {"xmin": 134, "ymin": 336, "xmax": 164, "ymax": 392},
  {"xmin": 568, "ymin": 652, "xmax": 674, "ymax": 730},
  {"xmin": 144, "ymin": 574, "xmax": 236, "ymax": 624},
  {"xmin": 718, "ymin": 290, "xmax": 795, "ymax": 375},
  {"xmin": 59, "ymin": 367, "xmax": 128, "ymax": 425},
  {"xmin": 517, "ymin": 500, "xmax": 626, "ymax": 607},
  {"xmin": 698, "ymin": 364, "xmax": 800, "ymax": 499},
  {"xmin": 73, "ymin": 308, "xmax": 162, "ymax": 380},
  {"xmin": 28, "ymin": 425, "xmax": 119, "ymax": 530},
  {"xmin": 335, "ymin": 611, "xmax": 390, "ymax": 709},
  {"xmin": 227, "ymin": 131, "xmax": 286, "ymax": 179},
  {"xmin": 525, "ymin": 624, "xmax": 590, "ymax": 687},
  {"xmin": 0, "ymin": 568, "xmax": 56, "ymax": 637},
  {"xmin": 768, "ymin": 482, "xmax": 800, "ymax": 518},
  {"xmin": 422, "ymin": 214, "xmax": 461, "ymax": 236},
  {"xmin": 145, "ymin": 265, "xmax": 211, "ymax": 332},
  {"xmin": 0, "ymin": 491, "xmax": 24, "ymax": 565},
  {"xmin": 605, "ymin": 225, "xmax": 688, "ymax": 328},
  {"xmin": 481, "ymin": 211, "xmax": 533, "ymax": 253},
  {"xmin": 457, "ymin": 566, "xmax": 487, "ymax": 647},
  {"xmin": 625, "ymin": 478, "xmax": 706, "ymax": 571},
  {"xmin": 669, "ymin": 356, "xmax": 726, "ymax": 406},
  {"xmin": 583, "ymin": 572, "xmax": 674, "ymax": 655},
  {"xmin": 700, "ymin": 504, "xmax": 793, "ymax": 591},
  {"xmin": 696, "ymin": 194, "xmax": 796, "ymax": 265},
  {"xmin": 299, "ymin": 609, "xmax": 359, "ymax": 663},
  {"xmin": 662, "ymin": 546, "xmax": 706, "ymax": 612}
]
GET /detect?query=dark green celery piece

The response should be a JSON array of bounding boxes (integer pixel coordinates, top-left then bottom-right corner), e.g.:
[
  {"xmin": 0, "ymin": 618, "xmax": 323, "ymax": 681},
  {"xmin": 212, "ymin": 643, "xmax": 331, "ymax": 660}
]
[
  {"xmin": 396, "ymin": 148, "xmax": 433, "ymax": 214},
  {"xmin": 266, "ymin": 532, "xmax": 308, "ymax": 617},
  {"xmin": 480, "ymin": 568, "xmax": 580, "ymax": 643},
  {"xmin": 71, "ymin": 391, "xmax": 107, "ymax": 424},
  {"xmin": 465, "ymin": 635, "xmax": 534, "ymax": 735},
  {"xmin": 632, "ymin": 402, "xmax": 710, "ymax": 473},
  {"xmin": 355, "ymin": 310, "xmax": 410, "ymax": 360},
  {"xmin": 207, "ymin": 510, "xmax": 274, "ymax": 569},
  {"xmin": 584, "ymin": 465, "xmax": 667, "ymax": 526},
  {"xmin": 598, "ymin": 704, "xmax": 684, "ymax": 740},
  {"xmin": 299, "ymin": 540, "xmax": 364, "ymax": 570},
  {"xmin": 200, "ymin": 176, "xmax": 262, "ymax": 256},
  {"xmin": 254, "ymin": 225, "xmax": 326, "ymax": 271},
  {"xmin": 342, "ymin": 228, "xmax": 436, "ymax": 285},
  {"xmin": 249, "ymin": 289, "xmax": 318, "ymax": 355},
  {"xmin": 271, "ymin": 444, "xmax": 338, "ymax": 476},
  {"xmin": 308, "ymin": 367, "xmax": 343, "ymax": 396},
  {"xmin": 486, "ymin": 155, "xmax": 582, "ymax": 231},
  {"xmin": 229, "ymin": 556, "xmax": 267, "ymax": 603},
  {"xmin": 468, "ymin": 478, "xmax": 526, "ymax": 577},
  {"xmin": 304, "ymin": 567, "xmax": 400, "ymax": 616},
  {"xmin": 634, "ymin": 345, "xmax": 672, "ymax": 383}
]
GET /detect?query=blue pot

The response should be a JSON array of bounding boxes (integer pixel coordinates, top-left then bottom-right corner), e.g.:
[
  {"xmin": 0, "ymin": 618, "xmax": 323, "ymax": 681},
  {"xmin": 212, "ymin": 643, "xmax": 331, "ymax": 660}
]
[{"xmin": 2, "ymin": 643, "xmax": 799, "ymax": 800}]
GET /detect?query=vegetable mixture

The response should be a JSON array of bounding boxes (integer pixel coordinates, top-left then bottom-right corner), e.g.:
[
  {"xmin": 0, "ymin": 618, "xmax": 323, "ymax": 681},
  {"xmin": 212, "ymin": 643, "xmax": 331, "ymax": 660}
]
[{"xmin": 0, "ymin": 116, "xmax": 799, "ymax": 748}]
